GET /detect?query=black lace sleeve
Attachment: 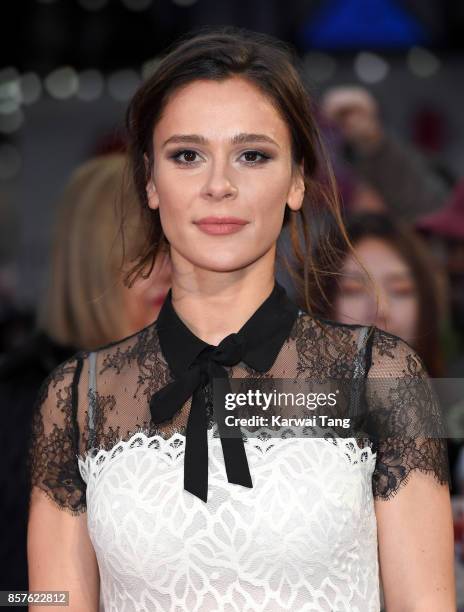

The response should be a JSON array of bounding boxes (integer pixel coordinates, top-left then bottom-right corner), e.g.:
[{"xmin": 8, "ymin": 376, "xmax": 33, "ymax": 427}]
[
  {"xmin": 28, "ymin": 353, "xmax": 87, "ymax": 515},
  {"xmin": 364, "ymin": 327, "xmax": 451, "ymax": 501}
]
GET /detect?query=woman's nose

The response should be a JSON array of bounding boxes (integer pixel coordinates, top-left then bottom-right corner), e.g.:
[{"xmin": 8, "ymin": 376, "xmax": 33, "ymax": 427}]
[{"xmin": 202, "ymin": 160, "xmax": 238, "ymax": 201}]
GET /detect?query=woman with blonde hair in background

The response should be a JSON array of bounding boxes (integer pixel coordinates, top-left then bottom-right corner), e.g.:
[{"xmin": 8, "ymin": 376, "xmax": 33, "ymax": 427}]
[
  {"xmin": 0, "ymin": 153, "xmax": 170, "ymax": 600},
  {"xmin": 39, "ymin": 153, "xmax": 170, "ymax": 350}
]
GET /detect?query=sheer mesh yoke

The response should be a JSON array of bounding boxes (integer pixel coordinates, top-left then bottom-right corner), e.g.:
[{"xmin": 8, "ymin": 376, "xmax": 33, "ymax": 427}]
[{"xmin": 29, "ymin": 311, "xmax": 450, "ymax": 514}]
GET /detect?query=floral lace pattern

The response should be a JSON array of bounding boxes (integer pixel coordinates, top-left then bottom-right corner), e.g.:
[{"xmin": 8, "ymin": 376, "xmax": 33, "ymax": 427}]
[
  {"xmin": 29, "ymin": 357, "xmax": 86, "ymax": 515},
  {"xmin": 364, "ymin": 330, "xmax": 449, "ymax": 500},
  {"xmin": 29, "ymin": 313, "xmax": 450, "ymax": 512},
  {"xmin": 78, "ymin": 427, "xmax": 379, "ymax": 612}
]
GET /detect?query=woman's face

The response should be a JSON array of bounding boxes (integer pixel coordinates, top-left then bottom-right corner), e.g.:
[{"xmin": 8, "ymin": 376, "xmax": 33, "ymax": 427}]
[
  {"xmin": 146, "ymin": 76, "xmax": 304, "ymax": 276},
  {"xmin": 333, "ymin": 237, "xmax": 419, "ymax": 344}
]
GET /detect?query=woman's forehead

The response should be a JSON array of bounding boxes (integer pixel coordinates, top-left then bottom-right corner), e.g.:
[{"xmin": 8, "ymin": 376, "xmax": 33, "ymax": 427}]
[
  {"xmin": 153, "ymin": 77, "xmax": 291, "ymax": 145},
  {"xmin": 344, "ymin": 238, "xmax": 413, "ymax": 272}
]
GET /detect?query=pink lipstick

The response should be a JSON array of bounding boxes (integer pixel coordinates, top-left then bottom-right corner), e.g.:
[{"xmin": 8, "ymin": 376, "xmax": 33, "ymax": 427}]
[{"xmin": 194, "ymin": 216, "xmax": 248, "ymax": 236}]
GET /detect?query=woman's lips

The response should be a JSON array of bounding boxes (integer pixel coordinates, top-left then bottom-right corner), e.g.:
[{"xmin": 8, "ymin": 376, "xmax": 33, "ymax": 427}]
[{"xmin": 194, "ymin": 217, "xmax": 248, "ymax": 235}]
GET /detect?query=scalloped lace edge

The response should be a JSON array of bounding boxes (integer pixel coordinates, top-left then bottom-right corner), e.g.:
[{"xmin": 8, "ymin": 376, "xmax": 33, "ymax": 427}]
[{"xmin": 77, "ymin": 427, "xmax": 377, "ymax": 483}]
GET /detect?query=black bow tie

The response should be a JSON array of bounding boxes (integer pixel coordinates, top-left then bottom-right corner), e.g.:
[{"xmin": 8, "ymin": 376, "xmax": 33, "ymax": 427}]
[{"xmin": 150, "ymin": 281, "xmax": 300, "ymax": 502}]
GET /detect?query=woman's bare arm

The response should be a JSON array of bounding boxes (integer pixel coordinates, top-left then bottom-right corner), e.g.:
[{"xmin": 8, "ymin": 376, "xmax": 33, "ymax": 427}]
[
  {"xmin": 375, "ymin": 471, "xmax": 455, "ymax": 612},
  {"xmin": 28, "ymin": 487, "xmax": 100, "ymax": 612}
]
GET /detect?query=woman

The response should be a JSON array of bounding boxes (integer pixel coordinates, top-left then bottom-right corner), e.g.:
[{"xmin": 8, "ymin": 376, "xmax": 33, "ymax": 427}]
[
  {"xmin": 39, "ymin": 153, "xmax": 171, "ymax": 350},
  {"xmin": 27, "ymin": 29, "xmax": 455, "ymax": 611},
  {"xmin": 313, "ymin": 211, "xmax": 448, "ymax": 378},
  {"xmin": 0, "ymin": 153, "xmax": 170, "ymax": 602}
]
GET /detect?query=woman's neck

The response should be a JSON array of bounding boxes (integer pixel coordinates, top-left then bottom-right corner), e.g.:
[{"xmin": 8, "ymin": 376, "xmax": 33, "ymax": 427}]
[{"xmin": 169, "ymin": 264, "xmax": 276, "ymax": 346}]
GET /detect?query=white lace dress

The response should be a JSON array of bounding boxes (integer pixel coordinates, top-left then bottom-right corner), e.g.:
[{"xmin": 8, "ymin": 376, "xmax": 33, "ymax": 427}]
[
  {"xmin": 29, "ymin": 309, "xmax": 449, "ymax": 612},
  {"xmin": 78, "ymin": 430, "xmax": 379, "ymax": 612}
]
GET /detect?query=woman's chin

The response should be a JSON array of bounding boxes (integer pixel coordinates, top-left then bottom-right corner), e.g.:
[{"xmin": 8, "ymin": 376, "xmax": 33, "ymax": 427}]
[
  {"xmin": 171, "ymin": 243, "xmax": 274, "ymax": 273},
  {"xmin": 191, "ymin": 256, "xmax": 259, "ymax": 274}
]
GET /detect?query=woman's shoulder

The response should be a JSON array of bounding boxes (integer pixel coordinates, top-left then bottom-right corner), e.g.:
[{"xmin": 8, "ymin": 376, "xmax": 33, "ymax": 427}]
[
  {"xmin": 35, "ymin": 349, "xmax": 85, "ymax": 408},
  {"xmin": 293, "ymin": 309, "xmax": 373, "ymax": 347},
  {"xmin": 364, "ymin": 325, "xmax": 429, "ymax": 379},
  {"xmin": 293, "ymin": 311, "xmax": 427, "ymax": 377},
  {"xmin": 295, "ymin": 309, "xmax": 370, "ymax": 331},
  {"xmin": 38, "ymin": 320, "xmax": 162, "ymax": 398},
  {"xmin": 90, "ymin": 319, "xmax": 162, "ymax": 377},
  {"xmin": 89, "ymin": 318, "xmax": 160, "ymax": 357}
]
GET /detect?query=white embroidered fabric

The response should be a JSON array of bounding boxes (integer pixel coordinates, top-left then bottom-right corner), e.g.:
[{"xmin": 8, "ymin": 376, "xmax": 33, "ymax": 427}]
[{"xmin": 78, "ymin": 428, "xmax": 380, "ymax": 612}]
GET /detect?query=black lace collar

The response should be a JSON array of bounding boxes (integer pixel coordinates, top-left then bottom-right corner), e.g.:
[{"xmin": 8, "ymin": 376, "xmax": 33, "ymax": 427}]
[
  {"xmin": 157, "ymin": 280, "xmax": 299, "ymax": 374},
  {"xmin": 151, "ymin": 280, "xmax": 300, "ymax": 502}
]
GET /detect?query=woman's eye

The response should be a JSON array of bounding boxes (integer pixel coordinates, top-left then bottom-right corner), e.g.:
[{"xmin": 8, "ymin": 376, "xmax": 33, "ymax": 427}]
[
  {"xmin": 169, "ymin": 149, "xmax": 271, "ymax": 166},
  {"xmin": 339, "ymin": 280, "xmax": 366, "ymax": 295},
  {"xmin": 170, "ymin": 150, "xmax": 200, "ymax": 165},
  {"xmin": 390, "ymin": 284, "xmax": 416, "ymax": 298},
  {"xmin": 240, "ymin": 150, "xmax": 271, "ymax": 164}
]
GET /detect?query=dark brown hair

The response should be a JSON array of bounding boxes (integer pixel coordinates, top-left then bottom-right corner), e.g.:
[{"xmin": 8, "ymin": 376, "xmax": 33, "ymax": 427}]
[
  {"xmin": 124, "ymin": 26, "xmax": 357, "ymax": 319},
  {"xmin": 312, "ymin": 211, "xmax": 448, "ymax": 377}
]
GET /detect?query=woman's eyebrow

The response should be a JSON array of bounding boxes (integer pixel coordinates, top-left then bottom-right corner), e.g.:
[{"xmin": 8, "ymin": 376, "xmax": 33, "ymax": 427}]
[{"xmin": 162, "ymin": 133, "xmax": 280, "ymax": 148}]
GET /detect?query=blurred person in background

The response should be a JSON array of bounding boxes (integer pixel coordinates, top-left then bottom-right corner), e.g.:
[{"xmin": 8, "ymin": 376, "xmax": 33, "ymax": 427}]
[
  {"xmin": 0, "ymin": 153, "xmax": 171, "ymax": 598},
  {"xmin": 38, "ymin": 153, "xmax": 171, "ymax": 350},
  {"xmin": 278, "ymin": 84, "xmax": 455, "ymax": 304},
  {"xmin": 416, "ymin": 178, "xmax": 464, "ymax": 376},
  {"xmin": 320, "ymin": 85, "xmax": 454, "ymax": 222},
  {"xmin": 311, "ymin": 211, "xmax": 448, "ymax": 378}
]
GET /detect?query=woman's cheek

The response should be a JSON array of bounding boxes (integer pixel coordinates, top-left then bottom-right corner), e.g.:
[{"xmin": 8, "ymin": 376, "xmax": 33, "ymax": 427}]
[
  {"xmin": 334, "ymin": 295, "xmax": 368, "ymax": 323},
  {"xmin": 257, "ymin": 196, "xmax": 287, "ymax": 234},
  {"xmin": 158, "ymin": 197, "xmax": 191, "ymax": 242},
  {"xmin": 389, "ymin": 296, "xmax": 419, "ymax": 342}
]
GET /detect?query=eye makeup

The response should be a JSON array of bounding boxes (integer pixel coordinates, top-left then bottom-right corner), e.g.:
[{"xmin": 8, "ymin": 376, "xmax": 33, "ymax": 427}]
[{"xmin": 167, "ymin": 148, "xmax": 273, "ymax": 167}]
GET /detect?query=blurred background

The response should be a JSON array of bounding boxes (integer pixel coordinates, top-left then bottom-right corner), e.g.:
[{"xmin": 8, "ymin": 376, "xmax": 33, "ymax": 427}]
[
  {"xmin": 0, "ymin": 0, "xmax": 463, "ymax": 608},
  {"xmin": 1, "ymin": 0, "xmax": 464, "ymax": 320}
]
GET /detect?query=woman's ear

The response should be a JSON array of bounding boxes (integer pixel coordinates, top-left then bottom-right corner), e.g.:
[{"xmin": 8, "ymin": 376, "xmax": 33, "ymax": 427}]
[
  {"xmin": 144, "ymin": 153, "xmax": 159, "ymax": 210},
  {"xmin": 146, "ymin": 180, "xmax": 159, "ymax": 211},
  {"xmin": 287, "ymin": 161, "xmax": 305, "ymax": 212}
]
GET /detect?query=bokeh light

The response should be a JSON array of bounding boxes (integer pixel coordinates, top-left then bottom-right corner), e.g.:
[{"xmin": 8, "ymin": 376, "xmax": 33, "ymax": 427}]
[
  {"xmin": 354, "ymin": 52, "xmax": 390, "ymax": 83},
  {"xmin": 77, "ymin": 69, "xmax": 104, "ymax": 101},
  {"xmin": 0, "ymin": 108, "xmax": 24, "ymax": 134},
  {"xmin": 141, "ymin": 58, "xmax": 161, "ymax": 80},
  {"xmin": 19, "ymin": 73, "xmax": 42, "ymax": 105},
  {"xmin": 44, "ymin": 67, "xmax": 79, "ymax": 99},
  {"xmin": 407, "ymin": 46, "xmax": 441, "ymax": 78},
  {"xmin": 107, "ymin": 69, "xmax": 140, "ymax": 102}
]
